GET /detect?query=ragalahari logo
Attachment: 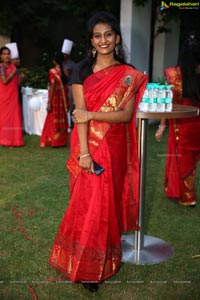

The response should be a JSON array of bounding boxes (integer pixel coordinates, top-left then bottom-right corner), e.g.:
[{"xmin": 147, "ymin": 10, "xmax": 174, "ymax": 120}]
[
  {"xmin": 160, "ymin": 1, "xmax": 170, "ymax": 10},
  {"xmin": 161, "ymin": 1, "xmax": 200, "ymax": 10}
]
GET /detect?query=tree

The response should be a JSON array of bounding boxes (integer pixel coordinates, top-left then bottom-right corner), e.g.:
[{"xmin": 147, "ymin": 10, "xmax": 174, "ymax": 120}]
[
  {"xmin": 0, "ymin": 0, "xmax": 120, "ymax": 36},
  {"xmin": 0, "ymin": 0, "xmax": 120, "ymax": 65}
]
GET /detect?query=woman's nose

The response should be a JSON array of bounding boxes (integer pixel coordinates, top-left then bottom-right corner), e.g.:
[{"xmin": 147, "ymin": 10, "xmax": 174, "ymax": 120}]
[{"xmin": 100, "ymin": 35, "xmax": 107, "ymax": 42}]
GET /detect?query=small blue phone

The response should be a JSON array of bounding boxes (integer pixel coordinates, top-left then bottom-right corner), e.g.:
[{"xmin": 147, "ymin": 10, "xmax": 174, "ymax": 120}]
[{"xmin": 93, "ymin": 161, "xmax": 104, "ymax": 175}]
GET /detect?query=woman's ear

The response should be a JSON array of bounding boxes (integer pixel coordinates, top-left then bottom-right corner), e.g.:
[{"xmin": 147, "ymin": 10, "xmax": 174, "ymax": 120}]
[
  {"xmin": 91, "ymin": 38, "xmax": 94, "ymax": 47},
  {"xmin": 116, "ymin": 35, "xmax": 120, "ymax": 44}
]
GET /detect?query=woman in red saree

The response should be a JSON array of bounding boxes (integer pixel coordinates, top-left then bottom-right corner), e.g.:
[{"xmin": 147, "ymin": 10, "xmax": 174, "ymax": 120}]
[
  {"xmin": 40, "ymin": 52, "xmax": 68, "ymax": 147},
  {"xmin": 155, "ymin": 33, "xmax": 200, "ymax": 206},
  {"xmin": 49, "ymin": 12, "xmax": 147, "ymax": 292},
  {"xmin": 0, "ymin": 46, "xmax": 24, "ymax": 147}
]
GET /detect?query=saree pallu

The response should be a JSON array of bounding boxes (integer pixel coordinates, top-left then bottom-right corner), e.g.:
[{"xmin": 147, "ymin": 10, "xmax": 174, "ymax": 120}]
[
  {"xmin": 40, "ymin": 68, "xmax": 68, "ymax": 147},
  {"xmin": 0, "ymin": 64, "xmax": 24, "ymax": 146},
  {"xmin": 49, "ymin": 64, "xmax": 148, "ymax": 282},
  {"xmin": 164, "ymin": 66, "xmax": 200, "ymax": 204}
]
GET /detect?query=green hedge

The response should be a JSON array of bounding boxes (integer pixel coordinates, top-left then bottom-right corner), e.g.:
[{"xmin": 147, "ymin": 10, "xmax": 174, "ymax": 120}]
[{"xmin": 21, "ymin": 66, "xmax": 48, "ymax": 89}]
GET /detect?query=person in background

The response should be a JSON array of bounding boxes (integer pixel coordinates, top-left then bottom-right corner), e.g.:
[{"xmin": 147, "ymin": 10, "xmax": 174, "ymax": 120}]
[
  {"xmin": 40, "ymin": 51, "xmax": 69, "ymax": 147},
  {"xmin": 0, "ymin": 46, "xmax": 24, "ymax": 147},
  {"xmin": 48, "ymin": 11, "xmax": 147, "ymax": 292},
  {"xmin": 155, "ymin": 32, "xmax": 200, "ymax": 207},
  {"xmin": 6, "ymin": 42, "xmax": 25, "ymax": 123},
  {"xmin": 61, "ymin": 39, "xmax": 76, "ymax": 131},
  {"xmin": 12, "ymin": 57, "xmax": 25, "ymax": 108}
]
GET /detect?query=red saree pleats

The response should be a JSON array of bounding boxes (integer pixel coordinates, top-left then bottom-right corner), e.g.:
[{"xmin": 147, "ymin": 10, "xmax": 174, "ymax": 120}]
[
  {"xmin": 40, "ymin": 68, "xmax": 68, "ymax": 147},
  {"xmin": 49, "ymin": 139, "xmax": 122, "ymax": 282},
  {"xmin": 0, "ymin": 64, "xmax": 24, "ymax": 146},
  {"xmin": 49, "ymin": 64, "xmax": 148, "ymax": 282},
  {"xmin": 40, "ymin": 112, "xmax": 68, "ymax": 147},
  {"xmin": 164, "ymin": 67, "xmax": 200, "ymax": 204}
]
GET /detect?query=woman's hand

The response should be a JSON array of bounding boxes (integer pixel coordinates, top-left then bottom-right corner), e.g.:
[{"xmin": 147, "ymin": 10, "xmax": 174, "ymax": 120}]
[
  {"xmin": 73, "ymin": 108, "xmax": 88, "ymax": 123},
  {"xmin": 79, "ymin": 155, "xmax": 94, "ymax": 174},
  {"xmin": 18, "ymin": 72, "xmax": 25, "ymax": 85},
  {"xmin": 47, "ymin": 102, "xmax": 52, "ymax": 112},
  {"xmin": 155, "ymin": 125, "xmax": 166, "ymax": 142}
]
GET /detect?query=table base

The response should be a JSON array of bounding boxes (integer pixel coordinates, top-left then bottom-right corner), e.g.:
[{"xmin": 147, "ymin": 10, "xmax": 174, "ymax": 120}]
[{"xmin": 121, "ymin": 234, "xmax": 174, "ymax": 265}]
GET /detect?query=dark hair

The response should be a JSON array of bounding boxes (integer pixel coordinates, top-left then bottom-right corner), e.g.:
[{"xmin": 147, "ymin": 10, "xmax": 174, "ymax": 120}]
[
  {"xmin": 0, "ymin": 46, "xmax": 11, "ymax": 55},
  {"xmin": 86, "ymin": 11, "xmax": 126, "ymax": 64},
  {"xmin": 52, "ymin": 51, "xmax": 67, "ymax": 84},
  {"xmin": 180, "ymin": 32, "xmax": 200, "ymax": 104},
  {"xmin": 77, "ymin": 11, "xmax": 127, "ymax": 81}
]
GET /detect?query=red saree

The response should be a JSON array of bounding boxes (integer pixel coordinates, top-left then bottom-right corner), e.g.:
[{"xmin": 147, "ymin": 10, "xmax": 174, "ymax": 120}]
[
  {"xmin": 164, "ymin": 66, "xmax": 200, "ymax": 205},
  {"xmin": 49, "ymin": 64, "xmax": 147, "ymax": 282},
  {"xmin": 0, "ymin": 63, "xmax": 24, "ymax": 146},
  {"xmin": 40, "ymin": 67, "xmax": 68, "ymax": 147}
]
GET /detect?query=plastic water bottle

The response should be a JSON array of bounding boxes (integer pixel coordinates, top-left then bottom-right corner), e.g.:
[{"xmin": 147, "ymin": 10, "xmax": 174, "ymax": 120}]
[
  {"xmin": 148, "ymin": 83, "xmax": 158, "ymax": 112},
  {"xmin": 147, "ymin": 83, "xmax": 154, "ymax": 112},
  {"xmin": 157, "ymin": 85, "xmax": 166, "ymax": 112},
  {"xmin": 165, "ymin": 85, "xmax": 173, "ymax": 112},
  {"xmin": 139, "ymin": 87, "xmax": 149, "ymax": 112}
]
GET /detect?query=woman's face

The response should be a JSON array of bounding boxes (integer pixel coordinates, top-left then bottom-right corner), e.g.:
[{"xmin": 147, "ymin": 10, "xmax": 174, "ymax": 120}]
[
  {"xmin": 0, "ymin": 49, "xmax": 11, "ymax": 64},
  {"xmin": 91, "ymin": 22, "xmax": 120, "ymax": 56}
]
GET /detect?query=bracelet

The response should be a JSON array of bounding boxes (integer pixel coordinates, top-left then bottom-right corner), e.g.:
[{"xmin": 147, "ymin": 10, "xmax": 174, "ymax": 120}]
[
  {"xmin": 158, "ymin": 125, "xmax": 166, "ymax": 129},
  {"xmin": 78, "ymin": 153, "xmax": 90, "ymax": 160}
]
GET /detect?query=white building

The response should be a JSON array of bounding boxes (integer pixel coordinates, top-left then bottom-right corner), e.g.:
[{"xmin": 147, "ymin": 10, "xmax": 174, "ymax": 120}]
[{"xmin": 120, "ymin": 0, "xmax": 180, "ymax": 81}]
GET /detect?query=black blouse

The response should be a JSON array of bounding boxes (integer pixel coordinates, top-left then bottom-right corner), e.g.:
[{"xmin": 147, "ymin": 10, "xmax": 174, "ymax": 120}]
[{"xmin": 71, "ymin": 58, "xmax": 93, "ymax": 85}]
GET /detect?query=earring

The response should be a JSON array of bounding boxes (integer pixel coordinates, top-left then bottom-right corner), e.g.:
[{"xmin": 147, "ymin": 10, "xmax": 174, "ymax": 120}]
[
  {"xmin": 92, "ymin": 48, "xmax": 97, "ymax": 58},
  {"xmin": 115, "ymin": 45, "xmax": 119, "ymax": 56}
]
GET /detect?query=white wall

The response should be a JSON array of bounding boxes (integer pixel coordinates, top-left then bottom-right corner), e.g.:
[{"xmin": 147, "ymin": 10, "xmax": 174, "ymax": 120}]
[
  {"xmin": 153, "ymin": 19, "xmax": 180, "ymax": 81},
  {"xmin": 120, "ymin": 0, "xmax": 133, "ymax": 63},
  {"xmin": 131, "ymin": 1, "xmax": 151, "ymax": 73},
  {"xmin": 120, "ymin": 0, "xmax": 151, "ymax": 73}
]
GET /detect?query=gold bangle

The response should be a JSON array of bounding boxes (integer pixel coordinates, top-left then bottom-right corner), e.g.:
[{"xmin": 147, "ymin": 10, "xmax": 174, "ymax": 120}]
[{"xmin": 78, "ymin": 153, "xmax": 90, "ymax": 160}]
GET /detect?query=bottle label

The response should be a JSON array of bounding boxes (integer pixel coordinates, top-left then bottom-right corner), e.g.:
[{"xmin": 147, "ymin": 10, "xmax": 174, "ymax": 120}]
[
  {"xmin": 165, "ymin": 97, "xmax": 172, "ymax": 104},
  {"xmin": 157, "ymin": 98, "xmax": 165, "ymax": 104}
]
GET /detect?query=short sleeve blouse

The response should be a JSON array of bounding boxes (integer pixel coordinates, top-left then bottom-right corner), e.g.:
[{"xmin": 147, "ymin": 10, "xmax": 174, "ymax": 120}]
[{"xmin": 71, "ymin": 59, "xmax": 93, "ymax": 85}]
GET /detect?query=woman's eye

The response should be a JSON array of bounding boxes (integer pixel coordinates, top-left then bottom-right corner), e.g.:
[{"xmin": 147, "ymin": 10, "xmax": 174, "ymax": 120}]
[
  {"xmin": 106, "ymin": 33, "xmax": 112, "ymax": 38},
  {"xmin": 94, "ymin": 35, "xmax": 101, "ymax": 39}
]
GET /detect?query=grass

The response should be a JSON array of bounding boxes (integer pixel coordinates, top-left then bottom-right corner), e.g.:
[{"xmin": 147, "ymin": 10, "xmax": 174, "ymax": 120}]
[{"xmin": 0, "ymin": 124, "xmax": 200, "ymax": 300}]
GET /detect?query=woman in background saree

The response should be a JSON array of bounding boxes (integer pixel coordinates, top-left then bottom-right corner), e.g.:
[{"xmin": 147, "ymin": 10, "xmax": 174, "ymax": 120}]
[
  {"xmin": 49, "ymin": 12, "xmax": 147, "ymax": 292},
  {"xmin": 40, "ymin": 52, "xmax": 68, "ymax": 147},
  {"xmin": 155, "ymin": 33, "xmax": 200, "ymax": 206},
  {"xmin": 0, "ymin": 46, "xmax": 24, "ymax": 147}
]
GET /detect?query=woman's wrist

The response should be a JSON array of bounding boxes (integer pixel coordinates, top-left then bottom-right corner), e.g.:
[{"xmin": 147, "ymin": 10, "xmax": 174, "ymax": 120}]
[
  {"xmin": 7, "ymin": 73, "xmax": 13, "ymax": 81},
  {"xmin": 78, "ymin": 153, "xmax": 91, "ymax": 160},
  {"xmin": 157, "ymin": 124, "xmax": 166, "ymax": 133},
  {"xmin": 87, "ymin": 111, "xmax": 92, "ymax": 121},
  {"xmin": 79, "ymin": 147, "xmax": 89, "ymax": 155}
]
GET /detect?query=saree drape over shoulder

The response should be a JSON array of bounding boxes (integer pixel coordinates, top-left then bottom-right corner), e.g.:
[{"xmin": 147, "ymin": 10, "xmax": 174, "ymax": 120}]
[
  {"xmin": 49, "ymin": 64, "xmax": 147, "ymax": 282},
  {"xmin": 164, "ymin": 66, "xmax": 200, "ymax": 204},
  {"xmin": 40, "ymin": 67, "xmax": 68, "ymax": 147},
  {"xmin": 0, "ymin": 63, "xmax": 24, "ymax": 146}
]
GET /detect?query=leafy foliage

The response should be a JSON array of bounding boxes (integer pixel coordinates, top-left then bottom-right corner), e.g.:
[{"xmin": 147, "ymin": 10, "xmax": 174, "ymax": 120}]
[
  {"xmin": 0, "ymin": 0, "xmax": 120, "ymax": 36},
  {"xmin": 22, "ymin": 66, "xmax": 48, "ymax": 89}
]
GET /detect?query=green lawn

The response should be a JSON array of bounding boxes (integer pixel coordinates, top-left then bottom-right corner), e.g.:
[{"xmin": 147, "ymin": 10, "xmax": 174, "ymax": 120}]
[{"xmin": 0, "ymin": 124, "xmax": 200, "ymax": 300}]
